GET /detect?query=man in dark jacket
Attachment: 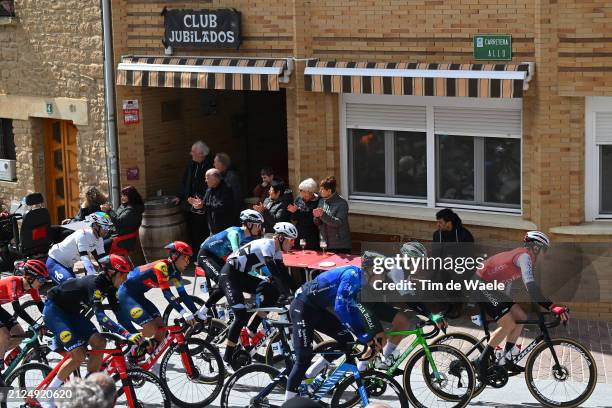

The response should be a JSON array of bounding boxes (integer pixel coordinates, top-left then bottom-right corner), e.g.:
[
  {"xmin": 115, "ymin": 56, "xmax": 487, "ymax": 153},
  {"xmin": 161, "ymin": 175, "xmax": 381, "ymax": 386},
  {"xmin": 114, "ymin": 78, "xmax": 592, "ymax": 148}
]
[
  {"xmin": 287, "ymin": 178, "xmax": 320, "ymax": 250},
  {"xmin": 197, "ymin": 169, "xmax": 234, "ymax": 235},
  {"xmin": 214, "ymin": 152, "xmax": 243, "ymax": 223},
  {"xmin": 254, "ymin": 180, "xmax": 293, "ymax": 233},
  {"xmin": 172, "ymin": 141, "xmax": 214, "ymax": 250},
  {"xmin": 313, "ymin": 176, "xmax": 351, "ymax": 254}
]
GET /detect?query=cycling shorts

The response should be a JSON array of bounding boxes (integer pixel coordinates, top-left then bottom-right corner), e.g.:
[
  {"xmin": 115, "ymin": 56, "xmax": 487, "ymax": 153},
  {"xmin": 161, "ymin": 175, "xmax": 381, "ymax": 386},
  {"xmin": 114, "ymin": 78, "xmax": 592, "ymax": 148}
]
[
  {"xmin": 478, "ymin": 287, "xmax": 513, "ymax": 321},
  {"xmin": 43, "ymin": 300, "xmax": 97, "ymax": 351},
  {"xmin": 117, "ymin": 285, "xmax": 161, "ymax": 327},
  {"xmin": 46, "ymin": 257, "xmax": 75, "ymax": 286},
  {"xmin": 197, "ymin": 248, "xmax": 224, "ymax": 284}
]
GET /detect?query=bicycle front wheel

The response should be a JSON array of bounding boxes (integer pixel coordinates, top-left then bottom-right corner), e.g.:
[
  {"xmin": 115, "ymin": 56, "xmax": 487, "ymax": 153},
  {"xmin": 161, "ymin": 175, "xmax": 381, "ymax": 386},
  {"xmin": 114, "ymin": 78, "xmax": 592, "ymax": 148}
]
[
  {"xmin": 115, "ymin": 368, "xmax": 171, "ymax": 408},
  {"xmin": 403, "ymin": 344, "xmax": 475, "ymax": 408},
  {"xmin": 525, "ymin": 337, "xmax": 597, "ymax": 407},
  {"xmin": 331, "ymin": 369, "xmax": 409, "ymax": 408},
  {"xmin": 4, "ymin": 362, "xmax": 51, "ymax": 406},
  {"xmin": 220, "ymin": 363, "xmax": 286, "ymax": 408},
  {"xmin": 159, "ymin": 337, "xmax": 224, "ymax": 407}
]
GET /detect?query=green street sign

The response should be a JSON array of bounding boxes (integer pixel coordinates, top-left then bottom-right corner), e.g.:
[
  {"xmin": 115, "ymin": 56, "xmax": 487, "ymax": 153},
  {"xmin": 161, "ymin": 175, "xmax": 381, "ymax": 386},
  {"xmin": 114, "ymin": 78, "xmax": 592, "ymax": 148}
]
[
  {"xmin": 46, "ymin": 103, "xmax": 53, "ymax": 114},
  {"xmin": 473, "ymin": 35, "xmax": 512, "ymax": 61}
]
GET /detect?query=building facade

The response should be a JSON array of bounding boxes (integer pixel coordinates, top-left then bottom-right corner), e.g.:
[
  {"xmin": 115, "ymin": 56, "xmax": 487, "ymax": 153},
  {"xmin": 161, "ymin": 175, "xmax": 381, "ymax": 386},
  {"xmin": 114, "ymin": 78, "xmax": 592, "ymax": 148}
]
[
  {"xmin": 112, "ymin": 0, "xmax": 612, "ymax": 319},
  {"xmin": 0, "ymin": 0, "xmax": 107, "ymax": 223}
]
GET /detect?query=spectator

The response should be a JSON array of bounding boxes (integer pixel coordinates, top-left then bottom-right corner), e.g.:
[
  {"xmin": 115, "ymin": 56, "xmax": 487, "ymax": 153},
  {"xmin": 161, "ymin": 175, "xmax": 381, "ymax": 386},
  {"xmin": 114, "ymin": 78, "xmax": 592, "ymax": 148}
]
[
  {"xmin": 172, "ymin": 140, "xmax": 214, "ymax": 250},
  {"xmin": 86, "ymin": 372, "xmax": 117, "ymax": 407},
  {"xmin": 100, "ymin": 185, "xmax": 145, "ymax": 252},
  {"xmin": 57, "ymin": 375, "xmax": 115, "ymax": 408},
  {"xmin": 252, "ymin": 166, "xmax": 276, "ymax": 203},
  {"xmin": 214, "ymin": 152, "xmax": 244, "ymax": 222},
  {"xmin": 254, "ymin": 179, "xmax": 293, "ymax": 233},
  {"xmin": 288, "ymin": 178, "xmax": 320, "ymax": 250},
  {"xmin": 196, "ymin": 168, "xmax": 234, "ymax": 234},
  {"xmin": 61, "ymin": 186, "xmax": 106, "ymax": 224},
  {"xmin": 313, "ymin": 176, "xmax": 351, "ymax": 254}
]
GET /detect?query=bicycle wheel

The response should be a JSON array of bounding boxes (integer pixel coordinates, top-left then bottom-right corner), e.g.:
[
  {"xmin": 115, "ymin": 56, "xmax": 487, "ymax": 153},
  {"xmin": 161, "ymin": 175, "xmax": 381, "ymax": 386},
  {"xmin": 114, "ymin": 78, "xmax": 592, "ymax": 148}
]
[
  {"xmin": 524, "ymin": 337, "xmax": 597, "ymax": 407},
  {"xmin": 5, "ymin": 362, "xmax": 51, "ymax": 405},
  {"xmin": 403, "ymin": 344, "xmax": 475, "ymax": 408},
  {"xmin": 433, "ymin": 332, "xmax": 486, "ymax": 397},
  {"xmin": 331, "ymin": 369, "xmax": 409, "ymax": 408},
  {"xmin": 162, "ymin": 296, "xmax": 204, "ymax": 325},
  {"xmin": 220, "ymin": 363, "xmax": 286, "ymax": 408},
  {"xmin": 115, "ymin": 368, "xmax": 171, "ymax": 408},
  {"xmin": 159, "ymin": 337, "xmax": 224, "ymax": 407}
]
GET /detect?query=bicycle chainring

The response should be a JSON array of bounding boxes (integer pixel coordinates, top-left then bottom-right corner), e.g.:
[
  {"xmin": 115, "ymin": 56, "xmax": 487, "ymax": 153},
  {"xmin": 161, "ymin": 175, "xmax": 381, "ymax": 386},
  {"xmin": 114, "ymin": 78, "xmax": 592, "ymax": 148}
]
[
  {"xmin": 485, "ymin": 365, "xmax": 508, "ymax": 388},
  {"xmin": 232, "ymin": 349, "xmax": 252, "ymax": 370}
]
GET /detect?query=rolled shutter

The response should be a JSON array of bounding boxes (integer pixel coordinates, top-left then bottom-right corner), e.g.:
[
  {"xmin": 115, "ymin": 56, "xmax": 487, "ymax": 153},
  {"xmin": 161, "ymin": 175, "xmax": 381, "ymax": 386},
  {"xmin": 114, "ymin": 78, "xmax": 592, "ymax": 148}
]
[
  {"xmin": 346, "ymin": 103, "xmax": 426, "ymax": 131},
  {"xmin": 595, "ymin": 112, "xmax": 612, "ymax": 144},
  {"xmin": 434, "ymin": 107, "xmax": 521, "ymax": 138}
]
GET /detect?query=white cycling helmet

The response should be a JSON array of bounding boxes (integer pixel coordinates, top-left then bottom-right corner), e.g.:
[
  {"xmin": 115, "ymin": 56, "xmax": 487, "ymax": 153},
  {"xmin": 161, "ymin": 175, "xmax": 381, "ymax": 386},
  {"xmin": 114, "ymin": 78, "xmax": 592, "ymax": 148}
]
[
  {"xmin": 524, "ymin": 230, "xmax": 550, "ymax": 250},
  {"xmin": 273, "ymin": 222, "xmax": 298, "ymax": 239},
  {"xmin": 240, "ymin": 209, "xmax": 264, "ymax": 225},
  {"xmin": 86, "ymin": 211, "xmax": 114, "ymax": 230},
  {"xmin": 400, "ymin": 241, "xmax": 428, "ymax": 258}
]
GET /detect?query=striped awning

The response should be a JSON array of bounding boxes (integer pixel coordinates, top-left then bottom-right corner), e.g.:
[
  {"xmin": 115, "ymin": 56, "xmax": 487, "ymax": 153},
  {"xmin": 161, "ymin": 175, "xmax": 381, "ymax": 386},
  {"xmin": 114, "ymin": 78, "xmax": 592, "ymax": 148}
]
[
  {"xmin": 117, "ymin": 56, "xmax": 290, "ymax": 91},
  {"xmin": 304, "ymin": 61, "xmax": 532, "ymax": 98}
]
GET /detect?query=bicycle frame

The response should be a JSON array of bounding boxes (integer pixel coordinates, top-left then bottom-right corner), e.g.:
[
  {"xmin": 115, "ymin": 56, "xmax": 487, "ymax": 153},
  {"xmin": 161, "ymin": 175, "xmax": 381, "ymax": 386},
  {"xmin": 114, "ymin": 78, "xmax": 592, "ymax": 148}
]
[
  {"xmin": 385, "ymin": 326, "xmax": 441, "ymax": 379},
  {"xmin": 2, "ymin": 329, "xmax": 48, "ymax": 380},
  {"xmin": 21, "ymin": 352, "xmax": 70, "ymax": 406},
  {"xmin": 90, "ymin": 347, "xmax": 138, "ymax": 407}
]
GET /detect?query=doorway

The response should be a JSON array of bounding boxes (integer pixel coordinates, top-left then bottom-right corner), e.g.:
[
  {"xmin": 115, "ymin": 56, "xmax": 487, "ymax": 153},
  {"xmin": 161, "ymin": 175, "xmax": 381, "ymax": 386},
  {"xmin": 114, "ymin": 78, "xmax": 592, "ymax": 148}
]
[{"xmin": 44, "ymin": 120, "xmax": 80, "ymax": 224}]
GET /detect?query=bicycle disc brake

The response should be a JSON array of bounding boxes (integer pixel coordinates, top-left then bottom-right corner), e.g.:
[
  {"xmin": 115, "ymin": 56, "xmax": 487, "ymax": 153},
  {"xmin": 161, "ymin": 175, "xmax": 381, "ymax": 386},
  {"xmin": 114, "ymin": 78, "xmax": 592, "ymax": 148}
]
[
  {"xmin": 365, "ymin": 377, "xmax": 387, "ymax": 396},
  {"xmin": 484, "ymin": 366, "xmax": 508, "ymax": 388}
]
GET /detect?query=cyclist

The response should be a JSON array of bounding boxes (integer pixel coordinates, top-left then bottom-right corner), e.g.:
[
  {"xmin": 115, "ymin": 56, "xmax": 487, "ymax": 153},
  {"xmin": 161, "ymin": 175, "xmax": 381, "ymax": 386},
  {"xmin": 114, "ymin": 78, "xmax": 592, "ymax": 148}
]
[
  {"xmin": 473, "ymin": 231, "xmax": 569, "ymax": 377},
  {"xmin": 220, "ymin": 222, "xmax": 297, "ymax": 369},
  {"xmin": 285, "ymin": 261, "xmax": 386, "ymax": 402},
  {"xmin": 117, "ymin": 241, "xmax": 198, "ymax": 348},
  {"xmin": 0, "ymin": 259, "xmax": 47, "ymax": 369},
  {"xmin": 196, "ymin": 209, "xmax": 264, "ymax": 318},
  {"xmin": 42, "ymin": 254, "xmax": 141, "ymax": 408},
  {"xmin": 46, "ymin": 211, "xmax": 114, "ymax": 285}
]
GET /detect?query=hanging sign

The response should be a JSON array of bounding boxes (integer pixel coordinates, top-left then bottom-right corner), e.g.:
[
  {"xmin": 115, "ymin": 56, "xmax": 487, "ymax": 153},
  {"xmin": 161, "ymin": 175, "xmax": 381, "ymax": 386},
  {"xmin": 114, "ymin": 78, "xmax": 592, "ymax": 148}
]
[{"xmin": 122, "ymin": 100, "xmax": 140, "ymax": 125}]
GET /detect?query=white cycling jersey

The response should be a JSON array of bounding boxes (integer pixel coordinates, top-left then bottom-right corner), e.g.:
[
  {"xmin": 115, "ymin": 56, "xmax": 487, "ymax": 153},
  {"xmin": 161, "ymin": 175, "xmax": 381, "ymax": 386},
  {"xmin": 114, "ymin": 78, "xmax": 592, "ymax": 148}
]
[
  {"xmin": 48, "ymin": 228, "xmax": 104, "ymax": 268},
  {"xmin": 227, "ymin": 238, "xmax": 282, "ymax": 273}
]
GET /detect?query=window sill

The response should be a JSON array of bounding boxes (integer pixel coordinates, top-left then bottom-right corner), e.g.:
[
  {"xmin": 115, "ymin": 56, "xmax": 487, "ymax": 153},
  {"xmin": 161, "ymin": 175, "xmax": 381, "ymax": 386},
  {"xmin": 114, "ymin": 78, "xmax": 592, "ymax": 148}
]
[
  {"xmin": 0, "ymin": 179, "xmax": 18, "ymax": 185},
  {"xmin": 0, "ymin": 17, "xmax": 16, "ymax": 26},
  {"xmin": 348, "ymin": 200, "xmax": 536, "ymax": 230},
  {"xmin": 550, "ymin": 222, "xmax": 612, "ymax": 236}
]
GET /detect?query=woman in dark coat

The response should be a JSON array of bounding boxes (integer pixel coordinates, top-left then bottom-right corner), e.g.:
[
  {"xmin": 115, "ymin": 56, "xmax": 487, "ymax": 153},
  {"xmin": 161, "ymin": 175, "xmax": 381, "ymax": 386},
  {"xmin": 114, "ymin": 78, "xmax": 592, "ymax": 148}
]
[{"xmin": 101, "ymin": 185, "xmax": 144, "ymax": 252}]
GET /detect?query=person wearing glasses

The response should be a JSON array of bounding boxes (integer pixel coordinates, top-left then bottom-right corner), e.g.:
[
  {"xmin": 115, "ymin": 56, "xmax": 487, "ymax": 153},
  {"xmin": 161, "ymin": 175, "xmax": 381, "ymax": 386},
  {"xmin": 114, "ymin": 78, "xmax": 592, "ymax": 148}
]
[
  {"xmin": 46, "ymin": 212, "xmax": 114, "ymax": 285},
  {"xmin": 0, "ymin": 260, "xmax": 47, "ymax": 370},
  {"xmin": 117, "ymin": 241, "xmax": 198, "ymax": 350}
]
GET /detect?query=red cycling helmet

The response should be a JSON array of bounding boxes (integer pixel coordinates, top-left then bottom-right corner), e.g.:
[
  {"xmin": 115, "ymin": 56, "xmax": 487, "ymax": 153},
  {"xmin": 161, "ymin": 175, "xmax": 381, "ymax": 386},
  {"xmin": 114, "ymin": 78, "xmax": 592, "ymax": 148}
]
[
  {"xmin": 21, "ymin": 259, "xmax": 49, "ymax": 279},
  {"xmin": 100, "ymin": 254, "xmax": 132, "ymax": 274},
  {"xmin": 164, "ymin": 241, "xmax": 193, "ymax": 261}
]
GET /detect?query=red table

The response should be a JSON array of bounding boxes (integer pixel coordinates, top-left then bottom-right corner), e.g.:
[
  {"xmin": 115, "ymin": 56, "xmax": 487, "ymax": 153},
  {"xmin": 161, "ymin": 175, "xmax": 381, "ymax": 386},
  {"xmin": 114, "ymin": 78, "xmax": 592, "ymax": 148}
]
[
  {"xmin": 308, "ymin": 253, "xmax": 361, "ymax": 271},
  {"xmin": 283, "ymin": 250, "xmax": 361, "ymax": 281}
]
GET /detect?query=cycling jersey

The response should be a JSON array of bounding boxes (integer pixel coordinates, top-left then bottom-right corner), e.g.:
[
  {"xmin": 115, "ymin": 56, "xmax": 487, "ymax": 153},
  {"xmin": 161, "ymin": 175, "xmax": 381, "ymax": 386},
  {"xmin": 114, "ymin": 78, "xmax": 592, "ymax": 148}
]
[
  {"xmin": 0, "ymin": 276, "xmax": 44, "ymax": 328},
  {"xmin": 477, "ymin": 247, "xmax": 534, "ymax": 285},
  {"xmin": 121, "ymin": 260, "xmax": 197, "ymax": 315},
  {"xmin": 48, "ymin": 228, "xmax": 105, "ymax": 268},
  {"xmin": 200, "ymin": 226, "xmax": 252, "ymax": 259},
  {"xmin": 43, "ymin": 275, "xmax": 131, "ymax": 350},
  {"xmin": 227, "ymin": 238, "xmax": 283, "ymax": 272}
]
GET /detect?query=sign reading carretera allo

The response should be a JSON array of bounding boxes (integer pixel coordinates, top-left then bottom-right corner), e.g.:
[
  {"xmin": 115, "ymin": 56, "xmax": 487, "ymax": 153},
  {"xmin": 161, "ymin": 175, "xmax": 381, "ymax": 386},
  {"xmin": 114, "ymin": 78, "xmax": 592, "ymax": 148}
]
[
  {"xmin": 473, "ymin": 35, "xmax": 512, "ymax": 61},
  {"xmin": 163, "ymin": 8, "xmax": 241, "ymax": 49}
]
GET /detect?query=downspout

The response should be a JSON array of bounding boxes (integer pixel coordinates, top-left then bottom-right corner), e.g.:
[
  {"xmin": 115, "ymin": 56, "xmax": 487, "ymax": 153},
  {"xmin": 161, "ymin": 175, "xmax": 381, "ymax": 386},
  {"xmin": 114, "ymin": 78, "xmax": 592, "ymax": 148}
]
[{"xmin": 101, "ymin": 0, "xmax": 120, "ymax": 208}]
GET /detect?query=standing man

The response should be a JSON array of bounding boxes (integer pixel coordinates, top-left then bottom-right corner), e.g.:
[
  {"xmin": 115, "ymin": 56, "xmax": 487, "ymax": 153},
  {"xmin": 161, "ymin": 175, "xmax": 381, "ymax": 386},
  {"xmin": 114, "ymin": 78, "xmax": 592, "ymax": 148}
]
[
  {"xmin": 193, "ymin": 169, "xmax": 234, "ymax": 234},
  {"xmin": 313, "ymin": 176, "xmax": 352, "ymax": 254},
  {"xmin": 214, "ymin": 152, "xmax": 244, "ymax": 223},
  {"xmin": 173, "ymin": 141, "xmax": 214, "ymax": 250}
]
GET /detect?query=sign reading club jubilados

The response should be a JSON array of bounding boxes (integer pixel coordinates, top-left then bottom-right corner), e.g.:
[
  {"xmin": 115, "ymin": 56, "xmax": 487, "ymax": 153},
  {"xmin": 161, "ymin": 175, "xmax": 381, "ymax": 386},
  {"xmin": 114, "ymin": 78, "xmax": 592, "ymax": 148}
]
[{"xmin": 163, "ymin": 8, "xmax": 241, "ymax": 49}]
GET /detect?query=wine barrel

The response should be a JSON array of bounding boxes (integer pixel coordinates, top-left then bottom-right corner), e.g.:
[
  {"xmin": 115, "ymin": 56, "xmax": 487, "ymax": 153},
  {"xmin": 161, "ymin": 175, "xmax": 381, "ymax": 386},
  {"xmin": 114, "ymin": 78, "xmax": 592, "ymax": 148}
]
[{"xmin": 139, "ymin": 196, "xmax": 187, "ymax": 263}]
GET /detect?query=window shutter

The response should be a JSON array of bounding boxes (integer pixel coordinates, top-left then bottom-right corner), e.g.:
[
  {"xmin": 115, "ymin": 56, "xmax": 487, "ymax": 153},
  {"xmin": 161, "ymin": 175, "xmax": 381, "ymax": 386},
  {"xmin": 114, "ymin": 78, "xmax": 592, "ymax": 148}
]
[
  {"xmin": 346, "ymin": 103, "xmax": 426, "ymax": 131},
  {"xmin": 596, "ymin": 112, "xmax": 612, "ymax": 144},
  {"xmin": 434, "ymin": 107, "xmax": 521, "ymax": 138}
]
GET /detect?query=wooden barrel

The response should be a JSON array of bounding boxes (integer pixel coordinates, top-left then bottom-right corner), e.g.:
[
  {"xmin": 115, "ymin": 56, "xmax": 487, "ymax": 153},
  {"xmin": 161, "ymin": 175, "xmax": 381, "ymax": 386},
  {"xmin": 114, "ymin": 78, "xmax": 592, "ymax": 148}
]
[{"xmin": 139, "ymin": 196, "xmax": 187, "ymax": 263}]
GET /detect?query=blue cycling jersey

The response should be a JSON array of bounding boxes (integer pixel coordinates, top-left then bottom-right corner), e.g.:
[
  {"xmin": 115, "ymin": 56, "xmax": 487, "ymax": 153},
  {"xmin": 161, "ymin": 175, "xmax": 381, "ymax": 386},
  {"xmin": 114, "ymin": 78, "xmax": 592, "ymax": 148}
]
[
  {"xmin": 298, "ymin": 265, "xmax": 373, "ymax": 343},
  {"xmin": 200, "ymin": 227, "xmax": 254, "ymax": 259}
]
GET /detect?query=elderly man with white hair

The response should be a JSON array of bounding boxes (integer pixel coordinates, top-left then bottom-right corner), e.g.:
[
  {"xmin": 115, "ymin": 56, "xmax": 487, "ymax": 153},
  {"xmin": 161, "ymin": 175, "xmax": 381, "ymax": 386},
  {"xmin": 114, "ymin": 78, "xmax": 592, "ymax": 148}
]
[
  {"xmin": 287, "ymin": 178, "xmax": 321, "ymax": 250},
  {"xmin": 173, "ymin": 140, "xmax": 214, "ymax": 249}
]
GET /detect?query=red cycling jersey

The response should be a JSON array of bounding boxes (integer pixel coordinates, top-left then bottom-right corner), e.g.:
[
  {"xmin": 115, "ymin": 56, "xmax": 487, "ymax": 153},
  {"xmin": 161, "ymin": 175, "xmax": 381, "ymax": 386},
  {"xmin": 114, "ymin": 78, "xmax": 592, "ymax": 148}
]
[
  {"xmin": 476, "ymin": 247, "xmax": 535, "ymax": 284},
  {"xmin": 0, "ymin": 276, "xmax": 41, "ymax": 305}
]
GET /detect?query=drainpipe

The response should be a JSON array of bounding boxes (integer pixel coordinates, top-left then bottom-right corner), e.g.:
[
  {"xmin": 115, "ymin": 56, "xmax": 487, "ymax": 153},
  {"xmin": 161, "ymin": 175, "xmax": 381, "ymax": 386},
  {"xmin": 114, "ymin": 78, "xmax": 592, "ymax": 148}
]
[{"xmin": 101, "ymin": 0, "xmax": 120, "ymax": 208}]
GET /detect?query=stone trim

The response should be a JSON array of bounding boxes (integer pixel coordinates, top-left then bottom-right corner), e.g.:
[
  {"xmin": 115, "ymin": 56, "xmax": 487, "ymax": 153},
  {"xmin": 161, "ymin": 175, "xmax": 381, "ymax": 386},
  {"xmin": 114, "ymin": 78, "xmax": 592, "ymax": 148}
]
[
  {"xmin": 550, "ymin": 222, "xmax": 612, "ymax": 236},
  {"xmin": 0, "ymin": 95, "xmax": 89, "ymax": 126}
]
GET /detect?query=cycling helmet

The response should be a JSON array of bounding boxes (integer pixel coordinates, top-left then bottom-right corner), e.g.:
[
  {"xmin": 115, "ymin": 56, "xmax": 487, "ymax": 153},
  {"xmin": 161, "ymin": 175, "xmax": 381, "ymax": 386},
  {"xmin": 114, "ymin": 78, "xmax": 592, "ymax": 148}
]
[
  {"xmin": 165, "ymin": 240, "xmax": 193, "ymax": 261},
  {"xmin": 99, "ymin": 254, "xmax": 131, "ymax": 274},
  {"xmin": 361, "ymin": 251, "xmax": 386, "ymax": 269},
  {"xmin": 86, "ymin": 211, "xmax": 114, "ymax": 230},
  {"xmin": 524, "ymin": 231, "xmax": 550, "ymax": 250},
  {"xmin": 21, "ymin": 259, "xmax": 49, "ymax": 279},
  {"xmin": 273, "ymin": 222, "xmax": 298, "ymax": 239},
  {"xmin": 400, "ymin": 242, "xmax": 428, "ymax": 258},
  {"xmin": 240, "ymin": 209, "xmax": 264, "ymax": 225}
]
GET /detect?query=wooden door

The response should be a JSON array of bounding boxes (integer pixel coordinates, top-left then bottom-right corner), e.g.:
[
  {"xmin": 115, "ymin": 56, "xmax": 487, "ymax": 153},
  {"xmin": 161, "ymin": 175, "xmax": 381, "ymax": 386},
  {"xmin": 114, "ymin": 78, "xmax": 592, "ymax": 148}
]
[{"xmin": 44, "ymin": 120, "xmax": 80, "ymax": 224}]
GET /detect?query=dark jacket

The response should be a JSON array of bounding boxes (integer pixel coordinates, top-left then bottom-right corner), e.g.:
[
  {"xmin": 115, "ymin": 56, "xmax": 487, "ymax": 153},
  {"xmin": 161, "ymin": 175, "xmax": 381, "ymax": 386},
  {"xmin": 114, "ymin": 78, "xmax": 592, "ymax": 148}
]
[
  {"xmin": 73, "ymin": 204, "xmax": 100, "ymax": 221},
  {"xmin": 432, "ymin": 213, "xmax": 475, "ymax": 274},
  {"xmin": 107, "ymin": 204, "xmax": 144, "ymax": 235},
  {"xmin": 291, "ymin": 194, "xmax": 320, "ymax": 250},
  {"xmin": 314, "ymin": 193, "xmax": 351, "ymax": 251},
  {"xmin": 203, "ymin": 182, "xmax": 234, "ymax": 234},
  {"xmin": 222, "ymin": 168, "xmax": 244, "ymax": 221},
  {"xmin": 262, "ymin": 189, "xmax": 293, "ymax": 232},
  {"xmin": 176, "ymin": 154, "xmax": 214, "ymax": 203}
]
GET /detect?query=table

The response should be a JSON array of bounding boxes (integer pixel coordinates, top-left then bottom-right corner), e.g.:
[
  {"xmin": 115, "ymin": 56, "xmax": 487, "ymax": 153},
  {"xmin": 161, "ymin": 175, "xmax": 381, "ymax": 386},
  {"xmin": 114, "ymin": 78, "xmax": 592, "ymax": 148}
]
[{"xmin": 283, "ymin": 250, "xmax": 361, "ymax": 281}]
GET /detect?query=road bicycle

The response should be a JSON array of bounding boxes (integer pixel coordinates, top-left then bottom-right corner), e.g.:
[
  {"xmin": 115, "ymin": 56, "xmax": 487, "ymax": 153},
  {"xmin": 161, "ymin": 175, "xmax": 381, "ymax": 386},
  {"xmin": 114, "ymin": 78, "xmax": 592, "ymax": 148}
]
[
  {"xmin": 434, "ymin": 308, "xmax": 597, "ymax": 407},
  {"xmin": 5, "ymin": 332, "xmax": 171, "ymax": 407}
]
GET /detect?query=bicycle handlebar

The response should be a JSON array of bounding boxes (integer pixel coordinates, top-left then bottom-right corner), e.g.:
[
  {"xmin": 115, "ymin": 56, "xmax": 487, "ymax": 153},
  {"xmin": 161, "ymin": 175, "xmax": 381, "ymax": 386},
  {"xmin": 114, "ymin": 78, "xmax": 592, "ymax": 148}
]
[{"xmin": 416, "ymin": 319, "xmax": 441, "ymax": 339}]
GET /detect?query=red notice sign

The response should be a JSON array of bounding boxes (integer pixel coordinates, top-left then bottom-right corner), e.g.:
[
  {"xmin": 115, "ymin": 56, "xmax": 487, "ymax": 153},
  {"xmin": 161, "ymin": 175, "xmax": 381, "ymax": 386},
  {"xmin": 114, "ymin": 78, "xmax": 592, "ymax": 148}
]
[{"xmin": 123, "ymin": 100, "xmax": 140, "ymax": 125}]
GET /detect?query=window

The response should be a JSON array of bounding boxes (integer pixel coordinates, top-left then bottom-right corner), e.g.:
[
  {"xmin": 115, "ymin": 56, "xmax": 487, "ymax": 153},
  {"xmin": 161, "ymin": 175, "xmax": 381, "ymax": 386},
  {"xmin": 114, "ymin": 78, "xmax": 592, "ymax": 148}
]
[
  {"xmin": 586, "ymin": 97, "xmax": 612, "ymax": 219},
  {"xmin": 342, "ymin": 94, "xmax": 522, "ymax": 213},
  {"xmin": 0, "ymin": 119, "xmax": 16, "ymax": 160},
  {"xmin": 0, "ymin": 1, "xmax": 14, "ymax": 17}
]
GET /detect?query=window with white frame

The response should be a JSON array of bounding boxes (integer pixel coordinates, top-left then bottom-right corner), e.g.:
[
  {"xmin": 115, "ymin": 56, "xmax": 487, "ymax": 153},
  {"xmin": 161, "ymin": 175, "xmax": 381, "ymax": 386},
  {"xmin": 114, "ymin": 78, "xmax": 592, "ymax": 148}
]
[
  {"xmin": 586, "ymin": 97, "xmax": 612, "ymax": 219},
  {"xmin": 0, "ymin": 119, "xmax": 16, "ymax": 160},
  {"xmin": 342, "ymin": 95, "xmax": 522, "ymax": 213}
]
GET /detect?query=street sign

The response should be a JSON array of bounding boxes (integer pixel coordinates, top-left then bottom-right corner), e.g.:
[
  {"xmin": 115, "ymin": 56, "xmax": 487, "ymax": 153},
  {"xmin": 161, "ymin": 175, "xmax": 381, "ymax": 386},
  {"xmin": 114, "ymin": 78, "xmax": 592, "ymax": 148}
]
[{"xmin": 473, "ymin": 35, "xmax": 512, "ymax": 61}]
